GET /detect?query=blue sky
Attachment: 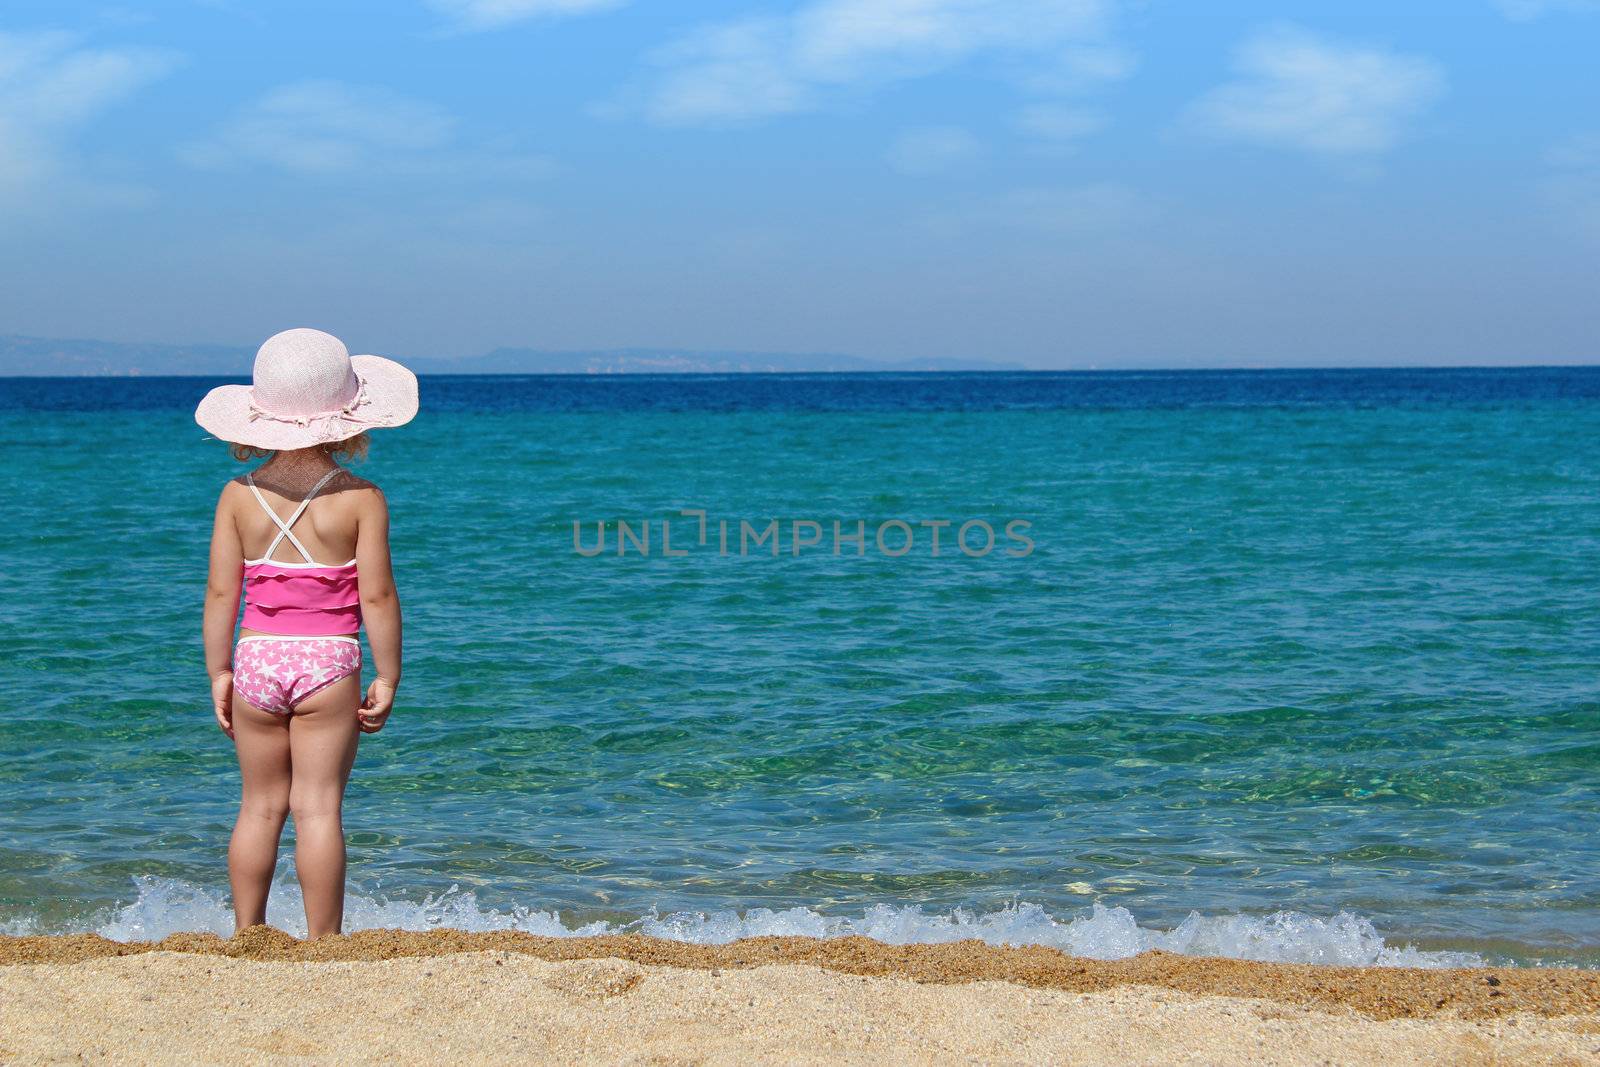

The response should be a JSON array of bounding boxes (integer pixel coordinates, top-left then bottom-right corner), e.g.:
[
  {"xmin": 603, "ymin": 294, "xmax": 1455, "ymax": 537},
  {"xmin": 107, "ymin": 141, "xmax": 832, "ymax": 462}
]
[{"xmin": 1, "ymin": 1, "xmax": 1597, "ymax": 368}]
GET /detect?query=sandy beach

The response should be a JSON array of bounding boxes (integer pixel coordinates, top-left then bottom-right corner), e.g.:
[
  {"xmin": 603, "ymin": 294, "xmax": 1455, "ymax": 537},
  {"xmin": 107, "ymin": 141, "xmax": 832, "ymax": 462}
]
[{"xmin": 3, "ymin": 932, "xmax": 1598, "ymax": 1065}]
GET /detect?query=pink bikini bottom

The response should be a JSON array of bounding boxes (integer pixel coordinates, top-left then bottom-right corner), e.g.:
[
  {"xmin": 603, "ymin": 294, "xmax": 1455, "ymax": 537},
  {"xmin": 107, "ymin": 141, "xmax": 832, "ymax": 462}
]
[{"xmin": 234, "ymin": 636, "xmax": 361, "ymax": 716}]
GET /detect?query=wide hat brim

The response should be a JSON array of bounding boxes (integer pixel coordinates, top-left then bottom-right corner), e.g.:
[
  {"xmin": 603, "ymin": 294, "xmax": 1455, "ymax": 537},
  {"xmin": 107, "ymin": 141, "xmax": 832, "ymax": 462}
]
[{"xmin": 195, "ymin": 354, "xmax": 419, "ymax": 450}]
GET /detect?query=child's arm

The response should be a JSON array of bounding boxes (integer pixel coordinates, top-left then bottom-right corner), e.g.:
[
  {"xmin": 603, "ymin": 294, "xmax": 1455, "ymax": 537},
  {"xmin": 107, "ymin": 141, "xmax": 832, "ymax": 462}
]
[
  {"xmin": 356, "ymin": 487, "xmax": 402, "ymax": 733},
  {"xmin": 204, "ymin": 484, "xmax": 244, "ymax": 737}
]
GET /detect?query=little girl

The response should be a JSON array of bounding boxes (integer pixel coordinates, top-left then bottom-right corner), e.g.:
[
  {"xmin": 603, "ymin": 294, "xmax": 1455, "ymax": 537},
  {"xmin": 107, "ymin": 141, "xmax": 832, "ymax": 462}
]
[{"xmin": 195, "ymin": 328, "xmax": 418, "ymax": 938}]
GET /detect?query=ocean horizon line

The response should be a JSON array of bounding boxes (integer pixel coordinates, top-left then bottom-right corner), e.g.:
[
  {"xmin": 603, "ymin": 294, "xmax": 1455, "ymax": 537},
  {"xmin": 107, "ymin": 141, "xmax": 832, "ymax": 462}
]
[{"xmin": 5, "ymin": 361, "xmax": 1600, "ymax": 380}]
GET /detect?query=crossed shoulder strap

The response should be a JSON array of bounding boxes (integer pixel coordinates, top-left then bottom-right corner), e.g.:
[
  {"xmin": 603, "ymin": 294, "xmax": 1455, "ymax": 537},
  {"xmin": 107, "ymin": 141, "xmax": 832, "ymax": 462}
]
[{"xmin": 245, "ymin": 467, "xmax": 341, "ymax": 564}]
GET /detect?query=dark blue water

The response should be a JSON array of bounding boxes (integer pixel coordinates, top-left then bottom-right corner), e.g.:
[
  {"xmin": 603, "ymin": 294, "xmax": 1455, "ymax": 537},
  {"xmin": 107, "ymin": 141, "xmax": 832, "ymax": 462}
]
[{"xmin": 6, "ymin": 367, "xmax": 1600, "ymax": 414}]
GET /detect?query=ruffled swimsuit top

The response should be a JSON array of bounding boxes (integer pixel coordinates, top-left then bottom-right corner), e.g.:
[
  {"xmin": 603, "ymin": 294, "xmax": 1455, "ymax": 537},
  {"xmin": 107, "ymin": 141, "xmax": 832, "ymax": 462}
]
[{"xmin": 241, "ymin": 468, "xmax": 361, "ymax": 637}]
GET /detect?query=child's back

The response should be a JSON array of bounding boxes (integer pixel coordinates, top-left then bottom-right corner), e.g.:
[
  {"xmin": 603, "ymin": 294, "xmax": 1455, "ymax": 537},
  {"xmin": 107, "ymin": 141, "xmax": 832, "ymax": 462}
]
[{"xmin": 235, "ymin": 466, "xmax": 366, "ymax": 566}]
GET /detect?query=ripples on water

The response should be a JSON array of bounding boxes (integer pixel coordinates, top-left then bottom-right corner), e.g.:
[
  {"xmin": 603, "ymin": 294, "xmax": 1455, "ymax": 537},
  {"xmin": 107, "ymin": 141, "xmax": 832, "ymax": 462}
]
[{"xmin": 1, "ymin": 369, "xmax": 1597, "ymax": 965}]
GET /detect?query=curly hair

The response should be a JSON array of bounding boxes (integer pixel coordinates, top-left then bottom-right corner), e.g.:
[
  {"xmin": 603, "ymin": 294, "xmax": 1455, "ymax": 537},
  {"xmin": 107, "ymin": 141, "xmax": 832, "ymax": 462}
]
[{"xmin": 229, "ymin": 432, "xmax": 370, "ymax": 464}]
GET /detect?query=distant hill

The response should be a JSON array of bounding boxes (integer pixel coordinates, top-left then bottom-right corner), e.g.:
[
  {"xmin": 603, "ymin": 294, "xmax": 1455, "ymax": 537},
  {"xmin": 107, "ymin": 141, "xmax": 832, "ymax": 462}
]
[
  {"xmin": 0, "ymin": 335, "xmax": 1024, "ymax": 376},
  {"xmin": 0, "ymin": 335, "xmax": 255, "ymax": 376}
]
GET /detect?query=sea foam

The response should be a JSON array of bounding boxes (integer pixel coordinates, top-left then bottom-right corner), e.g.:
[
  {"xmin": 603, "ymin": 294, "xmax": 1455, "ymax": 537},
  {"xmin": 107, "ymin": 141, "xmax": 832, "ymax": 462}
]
[{"xmin": 21, "ymin": 874, "xmax": 1483, "ymax": 969}]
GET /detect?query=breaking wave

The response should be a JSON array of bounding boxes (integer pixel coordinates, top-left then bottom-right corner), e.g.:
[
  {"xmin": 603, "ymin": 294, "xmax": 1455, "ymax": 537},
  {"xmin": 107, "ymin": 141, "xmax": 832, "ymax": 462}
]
[{"xmin": 4, "ymin": 874, "xmax": 1484, "ymax": 969}]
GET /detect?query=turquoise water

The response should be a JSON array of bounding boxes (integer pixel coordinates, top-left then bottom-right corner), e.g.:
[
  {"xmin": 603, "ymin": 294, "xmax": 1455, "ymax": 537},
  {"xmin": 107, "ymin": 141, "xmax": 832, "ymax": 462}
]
[{"xmin": 1, "ymin": 370, "xmax": 1597, "ymax": 966}]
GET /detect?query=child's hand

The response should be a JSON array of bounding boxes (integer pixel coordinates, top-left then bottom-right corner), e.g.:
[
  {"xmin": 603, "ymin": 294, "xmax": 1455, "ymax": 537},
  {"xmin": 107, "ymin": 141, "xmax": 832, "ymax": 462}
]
[
  {"xmin": 212, "ymin": 670, "xmax": 235, "ymax": 739},
  {"xmin": 358, "ymin": 678, "xmax": 396, "ymax": 734}
]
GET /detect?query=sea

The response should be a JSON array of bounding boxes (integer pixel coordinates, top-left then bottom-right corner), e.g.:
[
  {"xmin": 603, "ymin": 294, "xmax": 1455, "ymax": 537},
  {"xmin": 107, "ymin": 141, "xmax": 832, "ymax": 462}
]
[{"xmin": 1, "ymin": 368, "xmax": 1597, "ymax": 968}]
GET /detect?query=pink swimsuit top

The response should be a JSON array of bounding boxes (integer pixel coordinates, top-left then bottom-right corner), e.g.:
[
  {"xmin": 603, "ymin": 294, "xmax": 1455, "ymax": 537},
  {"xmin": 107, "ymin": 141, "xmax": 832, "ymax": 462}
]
[{"xmin": 241, "ymin": 469, "xmax": 362, "ymax": 637}]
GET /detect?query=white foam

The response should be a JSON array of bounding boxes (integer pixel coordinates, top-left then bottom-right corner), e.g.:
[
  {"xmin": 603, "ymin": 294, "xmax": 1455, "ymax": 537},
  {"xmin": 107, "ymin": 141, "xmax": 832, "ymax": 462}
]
[{"xmin": 65, "ymin": 873, "xmax": 1482, "ymax": 968}]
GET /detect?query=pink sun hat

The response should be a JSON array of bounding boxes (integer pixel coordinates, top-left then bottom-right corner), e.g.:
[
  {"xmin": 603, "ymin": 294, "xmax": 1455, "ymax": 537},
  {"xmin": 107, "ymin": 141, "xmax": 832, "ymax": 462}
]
[{"xmin": 195, "ymin": 328, "xmax": 418, "ymax": 450}]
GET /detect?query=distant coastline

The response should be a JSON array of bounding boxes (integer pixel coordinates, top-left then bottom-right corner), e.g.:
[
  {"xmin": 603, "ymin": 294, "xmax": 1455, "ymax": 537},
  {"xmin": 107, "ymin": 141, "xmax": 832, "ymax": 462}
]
[
  {"xmin": 0, "ymin": 334, "xmax": 1023, "ymax": 377},
  {"xmin": 2, "ymin": 334, "xmax": 1596, "ymax": 377}
]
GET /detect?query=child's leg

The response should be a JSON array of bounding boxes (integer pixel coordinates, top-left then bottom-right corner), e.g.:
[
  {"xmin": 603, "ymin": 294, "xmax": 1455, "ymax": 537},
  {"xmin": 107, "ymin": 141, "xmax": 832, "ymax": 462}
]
[
  {"xmin": 287, "ymin": 674, "xmax": 362, "ymax": 938},
  {"xmin": 230, "ymin": 700, "xmax": 291, "ymax": 932}
]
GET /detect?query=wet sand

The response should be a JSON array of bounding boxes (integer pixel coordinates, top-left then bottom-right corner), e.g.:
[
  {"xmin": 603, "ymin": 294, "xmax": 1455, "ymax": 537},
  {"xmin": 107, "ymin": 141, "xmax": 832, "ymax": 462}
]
[{"xmin": 2, "ymin": 931, "xmax": 1598, "ymax": 1064}]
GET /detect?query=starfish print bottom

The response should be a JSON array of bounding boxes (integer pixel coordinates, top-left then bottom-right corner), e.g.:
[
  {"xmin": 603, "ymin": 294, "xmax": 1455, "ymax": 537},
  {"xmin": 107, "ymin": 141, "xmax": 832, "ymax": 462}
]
[{"xmin": 233, "ymin": 636, "xmax": 362, "ymax": 716}]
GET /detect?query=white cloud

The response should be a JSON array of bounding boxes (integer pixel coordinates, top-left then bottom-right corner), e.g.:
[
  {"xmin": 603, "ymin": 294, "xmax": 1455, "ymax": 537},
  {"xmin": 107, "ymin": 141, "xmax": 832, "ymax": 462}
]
[
  {"xmin": 182, "ymin": 80, "xmax": 555, "ymax": 186},
  {"xmin": 181, "ymin": 81, "xmax": 456, "ymax": 174},
  {"xmin": 1185, "ymin": 25, "xmax": 1444, "ymax": 157},
  {"xmin": 886, "ymin": 125, "xmax": 979, "ymax": 174},
  {"xmin": 1020, "ymin": 42, "xmax": 1134, "ymax": 95},
  {"xmin": 427, "ymin": 0, "xmax": 625, "ymax": 31},
  {"xmin": 0, "ymin": 30, "xmax": 177, "ymax": 208},
  {"xmin": 638, "ymin": 0, "xmax": 1118, "ymax": 125},
  {"xmin": 1493, "ymin": 0, "xmax": 1600, "ymax": 19},
  {"xmin": 646, "ymin": 18, "xmax": 809, "ymax": 124}
]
